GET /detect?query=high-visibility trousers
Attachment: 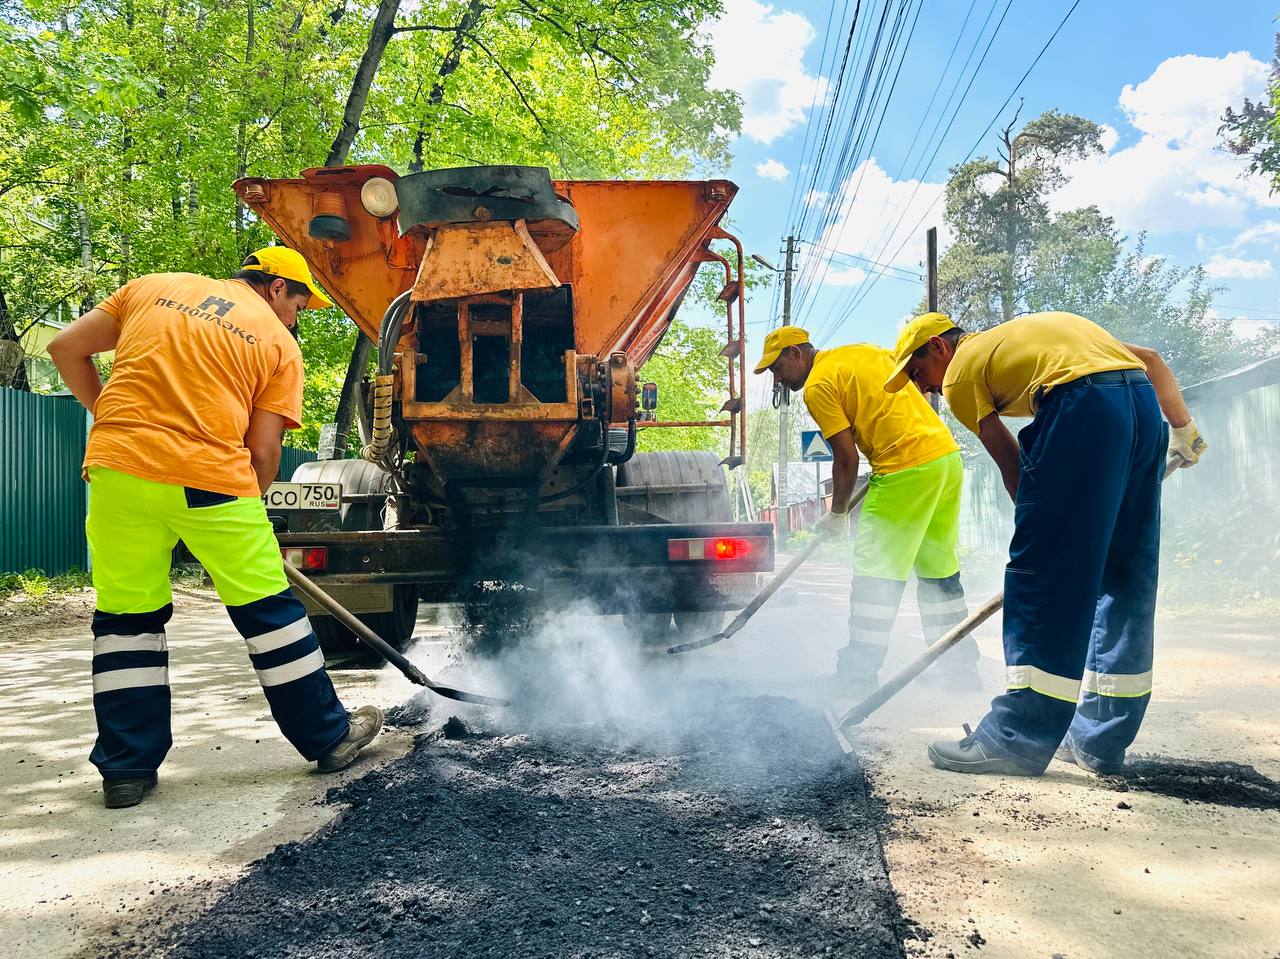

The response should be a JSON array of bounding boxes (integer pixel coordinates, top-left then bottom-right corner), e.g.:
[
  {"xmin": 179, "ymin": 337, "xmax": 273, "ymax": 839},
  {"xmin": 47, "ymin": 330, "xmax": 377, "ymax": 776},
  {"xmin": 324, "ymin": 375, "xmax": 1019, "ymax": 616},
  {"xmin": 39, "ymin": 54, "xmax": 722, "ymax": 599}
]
[
  {"xmin": 837, "ymin": 450, "xmax": 976, "ymax": 680},
  {"xmin": 85, "ymin": 466, "xmax": 350, "ymax": 779},
  {"xmin": 972, "ymin": 369, "xmax": 1166, "ymax": 773}
]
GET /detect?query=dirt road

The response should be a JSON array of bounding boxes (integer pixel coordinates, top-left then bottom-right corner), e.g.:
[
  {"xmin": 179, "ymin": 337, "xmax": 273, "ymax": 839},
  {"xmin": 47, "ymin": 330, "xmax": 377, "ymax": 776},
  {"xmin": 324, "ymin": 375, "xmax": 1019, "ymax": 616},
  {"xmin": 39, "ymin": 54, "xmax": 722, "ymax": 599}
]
[{"xmin": 3, "ymin": 558, "xmax": 1278, "ymax": 959}]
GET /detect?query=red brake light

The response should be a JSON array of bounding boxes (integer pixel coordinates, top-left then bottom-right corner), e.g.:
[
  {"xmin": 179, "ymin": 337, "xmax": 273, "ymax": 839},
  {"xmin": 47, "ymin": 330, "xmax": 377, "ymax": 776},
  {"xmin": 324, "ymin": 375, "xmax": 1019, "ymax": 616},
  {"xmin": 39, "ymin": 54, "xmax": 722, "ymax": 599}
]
[
  {"xmin": 714, "ymin": 538, "xmax": 750, "ymax": 560},
  {"xmin": 282, "ymin": 546, "xmax": 328, "ymax": 571}
]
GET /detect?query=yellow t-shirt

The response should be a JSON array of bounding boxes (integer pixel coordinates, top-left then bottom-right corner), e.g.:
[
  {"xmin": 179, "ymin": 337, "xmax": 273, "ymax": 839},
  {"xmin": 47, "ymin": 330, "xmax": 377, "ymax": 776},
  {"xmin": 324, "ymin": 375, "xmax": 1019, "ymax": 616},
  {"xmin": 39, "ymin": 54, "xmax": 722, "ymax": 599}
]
[
  {"xmin": 85, "ymin": 273, "xmax": 304, "ymax": 498},
  {"xmin": 803, "ymin": 343, "xmax": 958, "ymax": 475},
  {"xmin": 942, "ymin": 311, "xmax": 1144, "ymax": 434}
]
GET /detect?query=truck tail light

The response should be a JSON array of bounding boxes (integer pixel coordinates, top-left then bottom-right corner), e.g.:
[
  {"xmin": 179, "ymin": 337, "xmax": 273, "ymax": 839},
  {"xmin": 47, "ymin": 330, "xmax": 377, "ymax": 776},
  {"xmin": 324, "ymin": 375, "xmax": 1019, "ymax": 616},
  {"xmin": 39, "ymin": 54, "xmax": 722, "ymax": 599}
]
[
  {"xmin": 667, "ymin": 536, "xmax": 766, "ymax": 562},
  {"xmin": 282, "ymin": 546, "xmax": 328, "ymax": 571}
]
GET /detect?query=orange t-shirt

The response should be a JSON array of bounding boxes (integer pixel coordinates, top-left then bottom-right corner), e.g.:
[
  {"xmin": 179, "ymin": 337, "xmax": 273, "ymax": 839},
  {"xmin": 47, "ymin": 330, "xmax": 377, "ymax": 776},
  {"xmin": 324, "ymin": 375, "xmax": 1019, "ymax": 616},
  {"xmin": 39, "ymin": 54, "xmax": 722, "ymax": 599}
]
[{"xmin": 84, "ymin": 273, "xmax": 304, "ymax": 498}]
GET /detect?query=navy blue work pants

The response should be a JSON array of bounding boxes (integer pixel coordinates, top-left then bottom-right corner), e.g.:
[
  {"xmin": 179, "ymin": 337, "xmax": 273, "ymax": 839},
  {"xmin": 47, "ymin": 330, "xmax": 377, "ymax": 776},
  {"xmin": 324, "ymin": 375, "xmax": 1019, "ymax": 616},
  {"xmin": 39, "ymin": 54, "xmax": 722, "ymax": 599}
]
[{"xmin": 974, "ymin": 370, "xmax": 1167, "ymax": 773}]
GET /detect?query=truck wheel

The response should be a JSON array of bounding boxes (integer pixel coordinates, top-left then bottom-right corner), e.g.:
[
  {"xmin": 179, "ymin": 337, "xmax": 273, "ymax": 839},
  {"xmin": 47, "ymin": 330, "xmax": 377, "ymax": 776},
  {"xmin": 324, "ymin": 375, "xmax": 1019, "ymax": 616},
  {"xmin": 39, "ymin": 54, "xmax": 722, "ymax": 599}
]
[
  {"xmin": 289, "ymin": 460, "xmax": 418, "ymax": 654},
  {"xmin": 312, "ymin": 582, "xmax": 419, "ymax": 655},
  {"xmin": 623, "ymin": 613, "xmax": 673, "ymax": 646},
  {"xmin": 673, "ymin": 609, "xmax": 725, "ymax": 640}
]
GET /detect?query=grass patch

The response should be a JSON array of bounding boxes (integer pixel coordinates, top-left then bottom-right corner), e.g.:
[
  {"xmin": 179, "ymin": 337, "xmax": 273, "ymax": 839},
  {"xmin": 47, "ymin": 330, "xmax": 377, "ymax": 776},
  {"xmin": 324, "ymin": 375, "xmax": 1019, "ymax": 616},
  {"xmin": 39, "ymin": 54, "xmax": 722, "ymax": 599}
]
[{"xmin": 0, "ymin": 568, "xmax": 93, "ymax": 604}]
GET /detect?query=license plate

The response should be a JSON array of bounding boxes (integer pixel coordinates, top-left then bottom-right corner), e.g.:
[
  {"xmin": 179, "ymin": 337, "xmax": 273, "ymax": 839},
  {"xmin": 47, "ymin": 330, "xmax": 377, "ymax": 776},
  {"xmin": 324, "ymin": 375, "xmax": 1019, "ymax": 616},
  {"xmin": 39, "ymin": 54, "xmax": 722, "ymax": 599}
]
[{"xmin": 263, "ymin": 482, "xmax": 342, "ymax": 511}]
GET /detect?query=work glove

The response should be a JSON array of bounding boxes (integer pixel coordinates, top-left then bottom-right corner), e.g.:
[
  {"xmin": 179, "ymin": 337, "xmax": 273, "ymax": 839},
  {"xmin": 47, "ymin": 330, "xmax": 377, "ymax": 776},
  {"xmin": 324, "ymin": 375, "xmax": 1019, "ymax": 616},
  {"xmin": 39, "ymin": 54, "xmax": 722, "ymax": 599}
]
[
  {"xmin": 1168, "ymin": 419, "xmax": 1207, "ymax": 469},
  {"xmin": 815, "ymin": 509, "xmax": 850, "ymax": 539}
]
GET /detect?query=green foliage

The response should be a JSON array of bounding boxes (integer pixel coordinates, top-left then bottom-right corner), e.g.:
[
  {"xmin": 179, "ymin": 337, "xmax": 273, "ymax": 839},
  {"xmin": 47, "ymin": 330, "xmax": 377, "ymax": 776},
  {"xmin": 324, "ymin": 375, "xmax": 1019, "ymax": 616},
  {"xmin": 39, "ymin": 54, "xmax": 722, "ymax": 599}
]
[
  {"xmin": 1221, "ymin": 35, "xmax": 1280, "ymax": 182},
  {"xmin": 935, "ymin": 107, "xmax": 1265, "ymax": 382},
  {"xmin": 0, "ymin": 0, "xmax": 742, "ymax": 435},
  {"xmin": 636, "ymin": 318, "xmax": 727, "ymax": 453},
  {"xmin": 0, "ymin": 566, "xmax": 92, "ymax": 603}
]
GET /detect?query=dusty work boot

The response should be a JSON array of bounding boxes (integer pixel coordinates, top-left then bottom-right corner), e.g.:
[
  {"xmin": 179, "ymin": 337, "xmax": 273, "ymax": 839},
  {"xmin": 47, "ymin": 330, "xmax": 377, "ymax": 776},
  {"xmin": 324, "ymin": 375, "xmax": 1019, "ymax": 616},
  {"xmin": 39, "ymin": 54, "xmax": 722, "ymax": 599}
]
[
  {"xmin": 1054, "ymin": 735, "xmax": 1125, "ymax": 775},
  {"xmin": 928, "ymin": 724, "xmax": 1040, "ymax": 776},
  {"xmin": 102, "ymin": 774, "xmax": 158, "ymax": 809},
  {"xmin": 317, "ymin": 705, "xmax": 385, "ymax": 773}
]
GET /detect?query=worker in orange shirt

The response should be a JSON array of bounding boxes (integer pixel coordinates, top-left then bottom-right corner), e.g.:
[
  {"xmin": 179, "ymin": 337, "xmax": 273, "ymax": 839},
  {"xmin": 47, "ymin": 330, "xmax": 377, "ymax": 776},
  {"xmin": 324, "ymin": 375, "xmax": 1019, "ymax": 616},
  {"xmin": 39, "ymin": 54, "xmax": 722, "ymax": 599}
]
[{"xmin": 48, "ymin": 248, "xmax": 383, "ymax": 809}]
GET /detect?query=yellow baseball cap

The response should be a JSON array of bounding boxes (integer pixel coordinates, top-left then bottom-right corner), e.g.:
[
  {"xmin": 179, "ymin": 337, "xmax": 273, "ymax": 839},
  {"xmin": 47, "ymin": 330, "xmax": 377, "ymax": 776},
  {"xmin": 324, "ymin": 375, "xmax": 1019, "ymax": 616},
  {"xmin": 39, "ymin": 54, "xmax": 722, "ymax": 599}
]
[
  {"xmin": 240, "ymin": 247, "xmax": 333, "ymax": 310},
  {"xmin": 884, "ymin": 312, "xmax": 957, "ymax": 392},
  {"xmin": 753, "ymin": 325, "xmax": 811, "ymax": 374}
]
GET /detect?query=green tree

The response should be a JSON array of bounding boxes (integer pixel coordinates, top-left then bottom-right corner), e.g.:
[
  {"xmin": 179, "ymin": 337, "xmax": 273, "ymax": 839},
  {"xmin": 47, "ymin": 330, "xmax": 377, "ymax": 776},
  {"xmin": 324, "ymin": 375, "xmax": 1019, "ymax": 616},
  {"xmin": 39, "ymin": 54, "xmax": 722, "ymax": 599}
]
[
  {"xmin": 941, "ymin": 107, "xmax": 1105, "ymax": 326},
  {"xmin": 0, "ymin": 0, "xmax": 742, "ymax": 439},
  {"xmin": 935, "ymin": 106, "xmax": 1269, "ymax": 384}
]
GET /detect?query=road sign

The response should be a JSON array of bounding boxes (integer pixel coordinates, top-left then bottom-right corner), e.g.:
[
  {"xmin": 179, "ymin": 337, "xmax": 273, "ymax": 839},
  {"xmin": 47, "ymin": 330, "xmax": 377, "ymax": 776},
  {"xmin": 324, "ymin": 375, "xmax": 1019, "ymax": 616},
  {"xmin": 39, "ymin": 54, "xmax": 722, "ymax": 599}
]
[{"xmin": 801, "ymin": 429, "xmax": 833, "ymax": 462}]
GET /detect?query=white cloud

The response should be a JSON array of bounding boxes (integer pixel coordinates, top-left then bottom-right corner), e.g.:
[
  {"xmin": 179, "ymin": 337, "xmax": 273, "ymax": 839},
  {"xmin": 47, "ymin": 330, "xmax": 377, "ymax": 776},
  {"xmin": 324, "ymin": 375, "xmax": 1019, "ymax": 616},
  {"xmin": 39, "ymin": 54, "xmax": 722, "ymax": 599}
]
[
  {"xmin": 1203, "ymin": 254, "xmax": 1274, "ymax": 279},
  {"xmin": 804, "ymin": 189, "xmax": 829, "ymax": 207},
  {"xmin": 708, "ymin": 0, "xmax": 829, "ymax": 144},
  {"xmin": 811, "ymin": 158, "xmax": 949, "ymax": 281},
  {"xmin": 755, "ymin": 158, "xmax": 790, "ymax": 181},
  {"xmin": 1231, "ymin": 219, "xmax": 1280, "ymax": 249},
  {"xmin": 824, "ymin": 266, "xmax": 868, "ymax": 286},
  {"xmin": 1052, "ymin": 52, "xmax": 1279, "ymax": 233}
]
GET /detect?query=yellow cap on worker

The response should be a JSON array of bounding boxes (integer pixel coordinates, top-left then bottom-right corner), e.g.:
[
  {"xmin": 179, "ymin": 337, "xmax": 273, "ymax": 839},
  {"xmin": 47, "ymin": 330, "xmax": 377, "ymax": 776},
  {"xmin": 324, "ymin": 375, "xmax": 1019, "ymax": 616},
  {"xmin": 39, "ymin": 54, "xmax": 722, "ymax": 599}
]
[
  {"xmin": 240, "ymin": 247, "xmax": 333, "ymax": 310},
  {"xmin": 753, "ymin": 326, "xmax": 811, "ymax": 374},
  {"xmin": 884, "ymin": 312, "xmax": 957, "ymax": 392}
]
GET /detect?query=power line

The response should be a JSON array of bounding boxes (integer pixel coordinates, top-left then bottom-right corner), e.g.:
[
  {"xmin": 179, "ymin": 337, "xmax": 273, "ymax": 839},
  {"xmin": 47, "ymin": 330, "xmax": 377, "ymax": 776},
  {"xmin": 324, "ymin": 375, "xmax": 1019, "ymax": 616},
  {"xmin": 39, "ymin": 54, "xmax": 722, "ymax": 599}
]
[{"xmin": 836, "ymin": 0, "xmax": 1084, "ymax": 332}]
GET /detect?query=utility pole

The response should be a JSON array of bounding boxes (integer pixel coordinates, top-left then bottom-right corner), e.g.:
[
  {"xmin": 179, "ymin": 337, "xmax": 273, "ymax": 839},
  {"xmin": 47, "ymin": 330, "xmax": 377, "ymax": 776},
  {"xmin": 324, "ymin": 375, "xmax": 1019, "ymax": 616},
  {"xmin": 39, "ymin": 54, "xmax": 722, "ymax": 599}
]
[
  {"xmin": 926, "ymin": 226, "xmax": 940, "ymax": 412},
  {"xmin": 777, "ymin": 234, "xmax": 796, "ymax": 541}
]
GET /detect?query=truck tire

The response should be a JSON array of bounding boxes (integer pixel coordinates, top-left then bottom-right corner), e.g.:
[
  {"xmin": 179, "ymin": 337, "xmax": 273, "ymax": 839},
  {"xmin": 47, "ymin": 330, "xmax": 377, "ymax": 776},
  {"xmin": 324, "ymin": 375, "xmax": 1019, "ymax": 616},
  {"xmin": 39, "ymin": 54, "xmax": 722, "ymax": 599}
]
[
  {"xmin": 618, "ymin": 451, "xmax": 729, "ymax": 642},
  {"xmin": 290, "ymin": 460, "xmax": 419, "ymax": 654}
]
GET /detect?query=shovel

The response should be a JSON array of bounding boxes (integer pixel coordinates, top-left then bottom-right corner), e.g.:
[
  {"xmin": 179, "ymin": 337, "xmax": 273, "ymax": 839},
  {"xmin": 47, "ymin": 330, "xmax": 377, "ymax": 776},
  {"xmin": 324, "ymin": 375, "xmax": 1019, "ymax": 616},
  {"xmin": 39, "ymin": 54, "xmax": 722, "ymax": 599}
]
[
  {"xmin": 283, "ymin": 563, "xmax": 509, "ymax": 707},
  {"xmin": 667, "ymin": 483, "xmax": 870, "ymax": 655},
  {"xmin": 833, "ymin": 454, "xmax": 1186, "ymax": 730}
]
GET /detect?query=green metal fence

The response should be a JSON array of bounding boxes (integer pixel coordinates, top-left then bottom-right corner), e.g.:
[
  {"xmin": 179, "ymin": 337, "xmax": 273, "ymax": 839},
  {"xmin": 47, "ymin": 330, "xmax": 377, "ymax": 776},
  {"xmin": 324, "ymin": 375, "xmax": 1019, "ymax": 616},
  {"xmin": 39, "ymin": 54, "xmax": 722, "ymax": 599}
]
[
  {"xmin": 1, "ymin": 389, "xmax": 90, "ymax": 575},
  {"xmin": 1, "ymin": 387, "xmax": 320, "ymax": 575}
]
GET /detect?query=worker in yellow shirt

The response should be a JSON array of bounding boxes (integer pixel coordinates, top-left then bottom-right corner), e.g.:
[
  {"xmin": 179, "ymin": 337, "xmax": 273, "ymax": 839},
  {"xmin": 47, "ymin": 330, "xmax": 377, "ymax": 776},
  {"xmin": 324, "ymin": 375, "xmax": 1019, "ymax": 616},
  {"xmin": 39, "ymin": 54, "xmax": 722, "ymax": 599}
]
[
  {"xmin": 755, "ymin": 326, "xmax": 981, "ymax": 697},
  {"xmin": 885, "ymin": 311, "xmax": 1205, "ymax": 776}
]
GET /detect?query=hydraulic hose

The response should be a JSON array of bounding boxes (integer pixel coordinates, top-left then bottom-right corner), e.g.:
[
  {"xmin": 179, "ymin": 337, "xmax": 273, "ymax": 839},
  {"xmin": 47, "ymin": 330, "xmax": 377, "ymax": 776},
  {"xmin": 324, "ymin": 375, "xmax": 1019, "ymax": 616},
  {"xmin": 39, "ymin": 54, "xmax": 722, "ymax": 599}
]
[{"xmin": 362, "ymin": 290, "xmax": 414, "ymax": 465}]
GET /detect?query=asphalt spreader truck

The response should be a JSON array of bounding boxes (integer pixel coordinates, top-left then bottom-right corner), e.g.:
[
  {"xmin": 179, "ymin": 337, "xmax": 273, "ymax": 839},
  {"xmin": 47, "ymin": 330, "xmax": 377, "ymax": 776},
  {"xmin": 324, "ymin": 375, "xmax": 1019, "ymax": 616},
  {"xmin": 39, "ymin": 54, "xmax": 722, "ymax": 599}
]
[{"xmin": 235, "ymin": 164, "xmax": 774, "ymax": 653}]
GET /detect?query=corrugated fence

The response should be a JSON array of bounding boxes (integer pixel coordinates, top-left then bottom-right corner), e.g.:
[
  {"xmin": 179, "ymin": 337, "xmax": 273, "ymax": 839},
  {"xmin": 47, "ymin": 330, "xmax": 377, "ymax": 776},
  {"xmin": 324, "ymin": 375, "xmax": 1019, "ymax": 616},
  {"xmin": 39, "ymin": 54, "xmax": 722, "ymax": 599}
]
[
  {"xmin": 0, "ymin": 388, "xmax": 318, "ymax": 575},
  {"xmin": 0, "ymin": 390, "xmax": 90, "ymax": 576}
]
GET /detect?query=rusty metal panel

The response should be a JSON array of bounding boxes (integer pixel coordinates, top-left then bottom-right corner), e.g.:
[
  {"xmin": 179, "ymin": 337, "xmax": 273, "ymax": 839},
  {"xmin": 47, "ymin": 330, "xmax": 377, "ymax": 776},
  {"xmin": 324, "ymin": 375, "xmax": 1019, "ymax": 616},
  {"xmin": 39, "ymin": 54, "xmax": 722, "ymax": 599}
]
[
  {"xmin": 544, "ymin": 179, "xmax": 736, "ymax": 359},
  {"xmin": 0, "ymin": 389, "xmax": 89, "ymax": 575}
]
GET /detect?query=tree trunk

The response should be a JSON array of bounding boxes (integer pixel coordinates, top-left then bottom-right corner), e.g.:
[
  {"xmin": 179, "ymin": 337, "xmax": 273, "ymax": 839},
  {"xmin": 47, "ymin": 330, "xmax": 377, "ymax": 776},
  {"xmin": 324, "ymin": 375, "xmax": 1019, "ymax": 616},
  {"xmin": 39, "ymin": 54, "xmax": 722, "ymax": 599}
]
[
  {"xmin": 1001, "ymin": 137, "xmax": 1018, "ymax": 325},
  {"xmin": 77, "ymin": 200, "xmax": 94, "ymax": 315},
  {"xmin": 325, "ymin": 0, "xmax": 401, "ymax": 458},
  {"xmin": 410, "ymin": 0, "xmax": 486, "ymax": 173},
  {"xmin": 0, "ymin": 288, "xmax": 32, "ymax": 391},
  {"xmin": 235, "ymin": 0, "xmax": 256, "ymax": 255},
  {"xmin": 325, "ymin": 0, "xmax": 402, "ymax": 167}
]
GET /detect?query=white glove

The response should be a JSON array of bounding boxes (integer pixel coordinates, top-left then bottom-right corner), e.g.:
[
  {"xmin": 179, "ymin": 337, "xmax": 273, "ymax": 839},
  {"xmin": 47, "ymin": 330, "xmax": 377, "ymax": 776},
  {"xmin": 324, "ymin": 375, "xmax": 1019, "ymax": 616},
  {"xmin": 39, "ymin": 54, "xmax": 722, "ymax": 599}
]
[
  {"xmin": 815, "ymin": 509, "xmax": 850, "ymax": 539},
  {"xmin": 1169, "ymin": 419, "xmax": 1207, "ymax": 469}
]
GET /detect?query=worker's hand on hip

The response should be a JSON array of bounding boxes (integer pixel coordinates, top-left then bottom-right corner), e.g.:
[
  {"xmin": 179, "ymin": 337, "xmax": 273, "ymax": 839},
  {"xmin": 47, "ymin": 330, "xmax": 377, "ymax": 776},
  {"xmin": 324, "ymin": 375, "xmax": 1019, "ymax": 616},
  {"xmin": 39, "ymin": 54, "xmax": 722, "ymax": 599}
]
[
  {"xmin": 1169, "ymin": 419, "xmax": 1207, "ymax": 468},
  {"xmin": 815, "ymin": 509, "xmax": 850, "ymax": 539}
]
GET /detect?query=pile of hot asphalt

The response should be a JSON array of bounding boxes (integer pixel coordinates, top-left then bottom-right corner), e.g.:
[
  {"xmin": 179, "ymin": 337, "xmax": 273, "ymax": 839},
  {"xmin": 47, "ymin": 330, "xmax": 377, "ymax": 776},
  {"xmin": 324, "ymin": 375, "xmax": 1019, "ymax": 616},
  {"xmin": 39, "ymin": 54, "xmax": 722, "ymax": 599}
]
[{"xmin": 125, "ymin": 687, "xmax": 909, "ymax": 958}]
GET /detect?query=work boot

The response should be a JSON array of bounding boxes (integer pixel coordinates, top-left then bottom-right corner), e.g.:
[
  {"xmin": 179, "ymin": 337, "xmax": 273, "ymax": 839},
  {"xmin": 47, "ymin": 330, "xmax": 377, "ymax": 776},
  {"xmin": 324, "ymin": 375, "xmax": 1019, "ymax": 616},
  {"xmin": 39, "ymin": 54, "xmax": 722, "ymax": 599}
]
[
  {"xmin": 317, "ymin": 705, "xmax": 384, "ymax": 773},
  {"xmin": 102, "ymin": 774, "xmax": 157, "ymax": 809},
  {"xmin": 928, "ymin": 724, "xmax": 1040, "ymax": 776},
  {"xmin": 1054, "ymin": 735, "xmax": 1124, "ymax": 775}
]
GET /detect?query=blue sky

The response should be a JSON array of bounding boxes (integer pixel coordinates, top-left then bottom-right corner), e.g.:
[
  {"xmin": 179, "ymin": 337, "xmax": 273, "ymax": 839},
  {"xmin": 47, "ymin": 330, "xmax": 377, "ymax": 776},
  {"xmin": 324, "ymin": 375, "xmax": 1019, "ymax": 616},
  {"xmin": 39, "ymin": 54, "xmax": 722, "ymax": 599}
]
[{"xmin": 701, "ymin": 0, "xmax": 1280, "ymax": 408}]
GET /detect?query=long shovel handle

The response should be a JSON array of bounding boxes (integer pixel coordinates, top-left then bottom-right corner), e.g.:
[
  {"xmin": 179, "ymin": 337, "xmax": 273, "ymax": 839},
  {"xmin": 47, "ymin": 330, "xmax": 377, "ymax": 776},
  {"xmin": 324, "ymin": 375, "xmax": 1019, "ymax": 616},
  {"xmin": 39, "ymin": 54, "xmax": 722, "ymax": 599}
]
[
  {"xmin": 667, "ymin": 483, "xmax": 870, "ymax": 655},
  {"xmin": 836, "ymin": 591, "xmax": 1004, "ymax": 728},
  {"xmin": 836, "ymin": 455, "xmax": 1186, "ymax": 727},
  {"xmin": 283, "ymin": 564, "xmax": 509, "ymax": 707}
]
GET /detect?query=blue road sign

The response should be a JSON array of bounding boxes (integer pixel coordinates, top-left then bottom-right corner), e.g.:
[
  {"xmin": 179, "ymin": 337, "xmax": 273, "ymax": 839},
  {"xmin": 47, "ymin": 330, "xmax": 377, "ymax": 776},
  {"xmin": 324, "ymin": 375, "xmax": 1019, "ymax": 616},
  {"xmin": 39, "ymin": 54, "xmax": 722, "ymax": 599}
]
[{"xmin": 801, "ymin": 429, "xmax": 833, "ymax": 462}]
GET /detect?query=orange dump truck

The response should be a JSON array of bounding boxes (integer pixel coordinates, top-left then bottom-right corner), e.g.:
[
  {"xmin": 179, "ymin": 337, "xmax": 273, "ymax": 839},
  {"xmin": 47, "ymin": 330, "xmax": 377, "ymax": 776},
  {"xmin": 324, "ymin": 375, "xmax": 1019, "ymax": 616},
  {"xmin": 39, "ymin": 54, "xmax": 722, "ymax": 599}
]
[{"xmin": 235, "ymin": 165, "xmax": 774, "ymax": 652}]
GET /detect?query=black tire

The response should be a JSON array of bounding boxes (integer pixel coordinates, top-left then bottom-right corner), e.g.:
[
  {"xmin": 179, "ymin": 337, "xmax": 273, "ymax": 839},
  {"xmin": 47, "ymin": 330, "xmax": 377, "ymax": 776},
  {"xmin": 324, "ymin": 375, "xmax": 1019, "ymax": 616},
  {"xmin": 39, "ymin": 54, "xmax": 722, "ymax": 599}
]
[
  {"xmin": 623, "ymin": 612, "xmax": 673, "ymax": 646},
  {"xmin": 616, "ymin": 452, "xmax": 730, "ymax": 645},
  {"xmin": 673, "ymin": 609, "xmax": 725, "ymax": 639},
  {"xmin": 290, "ymin": 460, "xmax": 419, "ymax": 654},
  {"xmin": 616, "ymin": 450, "xmax": 731, "ymax": 524}
]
